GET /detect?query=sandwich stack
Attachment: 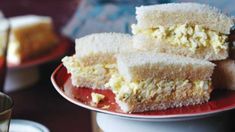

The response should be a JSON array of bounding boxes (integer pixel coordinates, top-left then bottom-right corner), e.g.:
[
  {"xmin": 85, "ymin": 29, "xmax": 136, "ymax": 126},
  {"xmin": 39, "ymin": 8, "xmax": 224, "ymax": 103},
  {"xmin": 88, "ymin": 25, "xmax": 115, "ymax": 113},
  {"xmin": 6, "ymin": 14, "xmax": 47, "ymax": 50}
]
[
  {"xmin": 62, "ymin": 3, "xmax": 235, "ymax": 113},
  {"xmin": 131, "ymin": 3, "xmax": 233, "ymax": 61}
]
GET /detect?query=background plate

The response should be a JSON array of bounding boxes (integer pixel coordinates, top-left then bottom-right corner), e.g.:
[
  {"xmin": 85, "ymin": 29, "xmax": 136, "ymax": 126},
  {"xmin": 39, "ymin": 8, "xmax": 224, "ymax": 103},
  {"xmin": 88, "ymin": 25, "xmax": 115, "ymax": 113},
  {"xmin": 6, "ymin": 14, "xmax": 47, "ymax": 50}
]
[{"xmin": 51, "ymin": 64, "xmax": 235, "ymax": 121}]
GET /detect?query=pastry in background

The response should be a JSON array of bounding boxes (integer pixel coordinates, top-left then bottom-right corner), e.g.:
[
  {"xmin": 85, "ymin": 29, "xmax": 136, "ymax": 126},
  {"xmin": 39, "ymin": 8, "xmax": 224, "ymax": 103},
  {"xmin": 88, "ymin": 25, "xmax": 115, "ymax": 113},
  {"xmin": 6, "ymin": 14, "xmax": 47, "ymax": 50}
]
[
  {"xmin": 106, "ymin": 52, "xmax": 215, "ymax": 113},
  {"xmin": 7, "ymin": 15, "xmax": 58, "ymax": 64},
  {"xmin": 213, "ymin": 59, "xmax": 235, "ymax": 90},
  {"xmin": 62, "ymin": 33, "xmax": 133, "ymax": 89},
  {"xmin": 131, "ymin": 3, "xmax": 234, "ymax": 61}
]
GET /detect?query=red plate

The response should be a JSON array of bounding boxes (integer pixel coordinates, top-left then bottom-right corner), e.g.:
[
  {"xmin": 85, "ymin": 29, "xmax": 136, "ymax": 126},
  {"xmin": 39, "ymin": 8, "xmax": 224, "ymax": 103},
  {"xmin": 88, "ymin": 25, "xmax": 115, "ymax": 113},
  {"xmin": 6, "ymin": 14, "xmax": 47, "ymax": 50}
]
[
  {"xmin": 51, "ymin": 64, "xmax": 235, "ymax": 121},
  {"xmin": 8, "ymin": 36, "xmax": 71, "ymax": 70}
]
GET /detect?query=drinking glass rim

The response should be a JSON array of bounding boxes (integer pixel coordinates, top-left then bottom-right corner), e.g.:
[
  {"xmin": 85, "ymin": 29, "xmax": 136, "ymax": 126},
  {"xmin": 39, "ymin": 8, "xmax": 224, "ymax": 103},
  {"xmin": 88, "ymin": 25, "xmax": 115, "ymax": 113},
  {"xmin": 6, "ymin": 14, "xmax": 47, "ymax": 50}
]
[{"xmin": 0, "ymin": 92, "xmax": 13, "ymax": 114}]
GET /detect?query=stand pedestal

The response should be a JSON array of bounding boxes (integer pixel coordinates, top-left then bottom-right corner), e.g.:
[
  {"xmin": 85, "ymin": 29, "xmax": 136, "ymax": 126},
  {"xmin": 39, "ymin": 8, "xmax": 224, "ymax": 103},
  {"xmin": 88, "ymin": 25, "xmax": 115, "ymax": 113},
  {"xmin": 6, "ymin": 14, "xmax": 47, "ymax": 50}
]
[
  {"xmin": 97, "ymin": 113, "xmax": 229, "ymax": 132},
  {"xmin": 4, "ymin": 67, "xmax": 39, "ymax": 92}
]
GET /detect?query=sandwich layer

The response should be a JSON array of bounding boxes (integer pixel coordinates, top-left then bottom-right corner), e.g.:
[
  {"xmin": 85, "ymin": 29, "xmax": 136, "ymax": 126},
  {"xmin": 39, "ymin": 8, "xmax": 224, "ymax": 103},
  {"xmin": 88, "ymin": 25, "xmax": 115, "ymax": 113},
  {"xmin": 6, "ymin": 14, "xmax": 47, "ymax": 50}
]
[
  {"xmin": 116, "ymin": 52, "xmax": 215, "ymax": 82},
  {"xmin": 132, "ymin": 3, "xmax": 233, "ymax": 60},
  {"xmin": 132, "ymin": 33, "xmax": 228, "ymax": 61},
  {"xmin": 75, "ymin": 33, "xmax": 133, "ymax": 66},
  {"xmin": 135, "ymin": 3, "xmax": 234, "ymax": 34},
  {"xmin": 8, "ymin": 15, "xmax": 58, "ymax": 64},
  {"xmin": 106, "ymin": 73, "xmax": 212, "ymax": 113},
  {"xmin": 106, "ymin": 52, "xmax": 215, "ymax": 112},
  {"xmin": 62, "ymin": 56, "xmax": 116, "ymax": 89},
  {"xmin": 63, "ymin": 33, "xmax": 133, "ymax": 89},
  {"xmin": 132, "ymin": 23, "xmax": 228, "ymax": 54}
]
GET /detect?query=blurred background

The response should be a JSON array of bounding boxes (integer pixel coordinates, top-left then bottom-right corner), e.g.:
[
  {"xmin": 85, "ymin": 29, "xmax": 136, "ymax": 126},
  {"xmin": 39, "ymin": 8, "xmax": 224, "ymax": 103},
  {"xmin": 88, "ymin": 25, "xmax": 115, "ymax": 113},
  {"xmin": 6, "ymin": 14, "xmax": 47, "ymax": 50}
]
[{"xmin": 0, "ymin": 0, "xmax": 234, "ymax": 132}]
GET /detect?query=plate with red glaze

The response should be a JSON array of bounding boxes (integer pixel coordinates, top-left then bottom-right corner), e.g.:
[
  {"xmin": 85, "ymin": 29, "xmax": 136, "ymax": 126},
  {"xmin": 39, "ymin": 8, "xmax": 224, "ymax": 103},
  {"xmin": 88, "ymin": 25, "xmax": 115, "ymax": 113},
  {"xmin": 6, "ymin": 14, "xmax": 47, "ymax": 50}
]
[
  {"xmin": 51, "ymin": 64, "xmax": 235, "ymax": 121},
  {"xmin": 8, "ymin": 36, "xmax": 71, "ymax": 70}
]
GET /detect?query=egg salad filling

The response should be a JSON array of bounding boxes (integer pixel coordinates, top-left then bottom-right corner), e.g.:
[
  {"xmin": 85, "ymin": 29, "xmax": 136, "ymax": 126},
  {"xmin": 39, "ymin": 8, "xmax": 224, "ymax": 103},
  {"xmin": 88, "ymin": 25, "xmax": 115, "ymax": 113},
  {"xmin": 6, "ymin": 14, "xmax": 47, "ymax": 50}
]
[
  {"xmin": 132, "ymin": 23, "xmax": 227, "ymax": 53},
  {"xmin": 91, "ymin": 92, "xmax": 105, "ymax": 104},
  {"xmin": 62, "ymin": 56, "xmax": 116, "ymax": 79},
  {"xmin": 105, "ymin": 73, "xmax": 211, "ymax": 103}
]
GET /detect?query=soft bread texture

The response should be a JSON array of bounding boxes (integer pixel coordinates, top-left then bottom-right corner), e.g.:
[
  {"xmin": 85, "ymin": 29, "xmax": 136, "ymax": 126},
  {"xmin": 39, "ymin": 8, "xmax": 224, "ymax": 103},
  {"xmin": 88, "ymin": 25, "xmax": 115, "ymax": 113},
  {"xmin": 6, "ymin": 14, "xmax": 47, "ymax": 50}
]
[
  {"xmin": 135, "ymin": 3, "xmax": 234, "ymax": 34},
  {"xmin": 116, "ymin": 52, "xmax": 215, "ymax": 82},
  {"xmin": 62, "ymin": 56, "xmax": 112, "ymax": 89},
  {"xmin": 75, "ymin": 33, "xmax": 133, "ymax": 66},
  {"xmin": 133, "ymin": 34, "xmax": 229, "ymax": 61},
  {"xmin": 212, "ymin": 59, "xmax": 235, "ymax": 90},
  {"xmin": 69, "ymin": 75, "xmax": 109, "ymax": 89},
  {"xmin": 118, "ymin": 94, "xmax": 210, "ymax": 113}
]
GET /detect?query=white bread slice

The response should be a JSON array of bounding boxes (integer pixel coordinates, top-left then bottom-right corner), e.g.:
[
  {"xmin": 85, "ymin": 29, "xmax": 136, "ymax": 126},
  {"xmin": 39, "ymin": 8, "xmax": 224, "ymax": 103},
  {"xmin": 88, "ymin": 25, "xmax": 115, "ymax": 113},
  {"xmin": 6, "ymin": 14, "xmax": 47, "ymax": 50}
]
[
  {"xmin": 135, "ymin": 3, "xmax": 234, "ymax": 34},
  {"xmin": 116, "ymin": 52, "xmax": 215, "ymax": 82},
  {"xmin": 75, "ymin": 33, "xmax": 133, "ymax": 66},
  {"xmin": 111, "ymin": 52, "xmax": 214, "ymax": 113},
  {"xmin": 62, "ymin": 56, "xmax": 115, "ymax": 89},
  {"xmin": 133, "ymin": 34, "xmax": 229, "ymax": 61},
  {"xmin": 212, "ymin": 59, "xmax": 235, "ymax": 90},
  {"xmin": 118, "ymin": 93, "xmax": 211, "ymax": 113}
]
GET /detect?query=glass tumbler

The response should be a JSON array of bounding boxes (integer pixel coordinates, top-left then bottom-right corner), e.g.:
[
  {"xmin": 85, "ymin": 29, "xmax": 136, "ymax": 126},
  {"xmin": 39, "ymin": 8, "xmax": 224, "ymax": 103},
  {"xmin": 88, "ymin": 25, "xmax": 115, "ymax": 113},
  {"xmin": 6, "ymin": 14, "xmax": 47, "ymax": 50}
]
[{"xmin": 0, "ymin": 92, "xmax": 13, "ymax": 132}]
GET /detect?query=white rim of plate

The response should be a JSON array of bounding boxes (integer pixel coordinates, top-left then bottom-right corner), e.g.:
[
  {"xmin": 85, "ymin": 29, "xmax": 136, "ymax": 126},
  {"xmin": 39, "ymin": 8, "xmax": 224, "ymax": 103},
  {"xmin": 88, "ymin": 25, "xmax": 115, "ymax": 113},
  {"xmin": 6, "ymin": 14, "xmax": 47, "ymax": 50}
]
[
  {"xmin": 51, "ymin": 64, "xmax": 235, "ymax": 121},
  {"xmin": 10, "ymin": 119, "xmax": 50, "ymax": 132}
]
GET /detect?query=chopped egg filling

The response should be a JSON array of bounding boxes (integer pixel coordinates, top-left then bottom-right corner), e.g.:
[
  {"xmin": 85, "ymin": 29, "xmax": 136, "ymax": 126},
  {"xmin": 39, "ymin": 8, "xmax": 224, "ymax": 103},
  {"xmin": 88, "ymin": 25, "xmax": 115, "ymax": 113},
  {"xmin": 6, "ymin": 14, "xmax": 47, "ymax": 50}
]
[
  {"xmin": 62, "ymin": 56, "xmax": 116, "ymax": 79},
  {"xmin": 105, "ymin": 73, "xmax": 211, "ymax": 103},
  {"xmin": 91, "ymin": 92, "xmax": 105, "ymax": 104},
  {"xmin": 132, "ymin": 23, "xmax": 227, "ymax": 53}
]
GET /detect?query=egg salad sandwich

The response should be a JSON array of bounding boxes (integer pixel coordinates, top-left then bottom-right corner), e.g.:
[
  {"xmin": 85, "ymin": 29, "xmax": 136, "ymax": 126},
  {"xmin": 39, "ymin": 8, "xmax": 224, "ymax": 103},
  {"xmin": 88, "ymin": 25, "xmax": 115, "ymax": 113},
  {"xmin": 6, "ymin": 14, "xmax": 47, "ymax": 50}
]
[
  {"xmin": 132, "ymin": 3, "xmax": 234, "ymax": 61},
  {"xmin": 62, "ymin": 33, "xmax": 133, "ymax": 89},
  {"xmin": 7, "ymin": 15, "xmax": 58, "ymax": 64},
  {"xmin": 106, "ymin": 52, "xmax": 215, "ymax": 113}
]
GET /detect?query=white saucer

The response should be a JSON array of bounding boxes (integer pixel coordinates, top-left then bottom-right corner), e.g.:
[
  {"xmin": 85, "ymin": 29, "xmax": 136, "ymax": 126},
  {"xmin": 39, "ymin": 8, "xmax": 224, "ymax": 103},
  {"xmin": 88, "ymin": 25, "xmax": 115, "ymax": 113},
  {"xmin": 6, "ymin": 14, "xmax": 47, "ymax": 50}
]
[{"xmin": 9, "ymin": 119, "xmax": 49, "ymax": 132}]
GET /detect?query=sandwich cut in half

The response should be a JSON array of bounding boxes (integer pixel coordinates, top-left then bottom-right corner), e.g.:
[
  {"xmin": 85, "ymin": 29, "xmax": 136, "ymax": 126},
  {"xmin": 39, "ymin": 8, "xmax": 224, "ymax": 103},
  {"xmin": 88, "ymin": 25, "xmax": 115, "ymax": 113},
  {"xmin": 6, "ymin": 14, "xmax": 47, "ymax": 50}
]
[
  {"xmin": 8, "ymin": 15, "xmax": 58, "ymax": 64},
  {"xmin": 132, "ymin": 3, "xmax": 234, "ymax": 61},
  {"xmin": 62, "ymin": 33, "xmax": 133, "ymax": 89},
  {"xmin": 106, "ymin": 52, "xmax": 215, "ymax": 113}
]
